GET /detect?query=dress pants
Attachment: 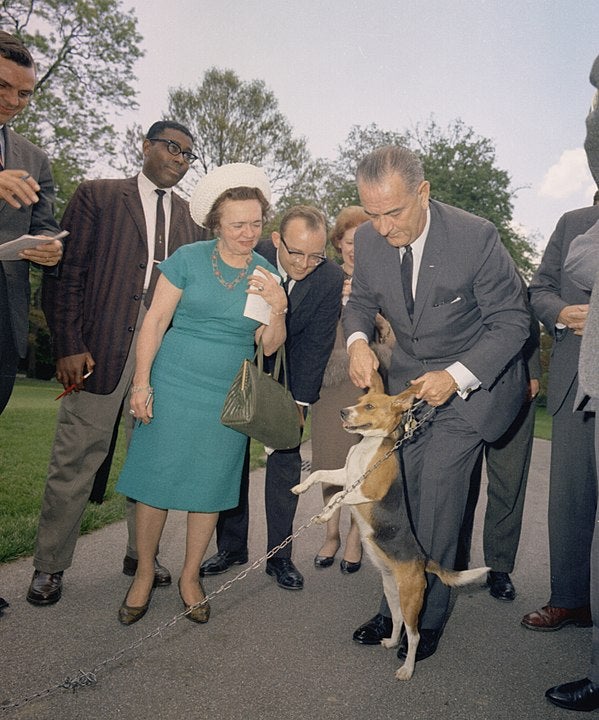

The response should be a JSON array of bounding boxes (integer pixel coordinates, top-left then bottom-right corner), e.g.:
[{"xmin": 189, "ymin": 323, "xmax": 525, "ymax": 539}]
[
  {"xmin": 379, "ymin": 403, "xmax": 483, "ymax": 630},
  {"xmin": 548, "ymin": 381, "xmax": 596, "ymax": 608},
  {"xmin": 457, "ymin": 397, "xmax": 536, "ymax": 573},
  {"xmin": 0, "ymin": 267, "xmax": 20, "ymax": 415},
  {"xmin": 32, "ymin": 308, "xmax": 144, "ymax": 573},
  {"xmin": 216, "ymin": 424, "xmax": 306, "ymax": 559},
  {"xmin": 589, "ymin": 418, "xmax": 599, "ymax": 684}
]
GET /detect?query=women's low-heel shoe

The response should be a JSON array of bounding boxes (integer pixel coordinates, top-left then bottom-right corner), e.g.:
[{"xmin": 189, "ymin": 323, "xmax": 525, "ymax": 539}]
[
  {"xmin": 178, "ymin": 579, "xmax": 210, "ymax": 623},
  {"xmin": 118, "ymin": 583, "xmax": 154, "ymax": 626},
  {"xmin": 340, "ymin": 555, "xmax": 362, "ymax": 574},
  {"xmin": 314, "ymin": 554, "xmax": 335, "ymax": 568}
]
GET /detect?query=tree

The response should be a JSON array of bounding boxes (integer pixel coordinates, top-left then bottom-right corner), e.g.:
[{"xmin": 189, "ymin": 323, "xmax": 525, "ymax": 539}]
[
  {"xmin": 164, "ymin": 68, "xmax": 310, "ymax": 197},
  {"xmin": 408, "ymin": 119, "xmax": 537, "ymax": 277},
  {"xmin": 3, "ymin": 0, "xmax": 144, "ymax": 214}
]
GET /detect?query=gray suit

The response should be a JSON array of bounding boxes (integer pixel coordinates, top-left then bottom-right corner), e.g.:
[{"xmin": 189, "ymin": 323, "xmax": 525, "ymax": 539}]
[
  {"xmin": 344, "ymin": 199, "xmax": 529, "ymax": 629},
  {"xmin": 529, "ymin": 205, "xmax": 599, "ymax": 610},
  {"xmin": 0, "ymin": 125, "xmax": 59, "ymax": 411},
  {"xmin": 564, "ymin": 225, "xmax": 599, "ymax": 683}
]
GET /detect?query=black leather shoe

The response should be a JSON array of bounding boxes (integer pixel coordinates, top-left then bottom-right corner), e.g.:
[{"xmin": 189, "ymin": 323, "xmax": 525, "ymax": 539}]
[
  {"xmin": 546, "ymin": 678, "xmax": 599, "ymax": 711},
  {"xmin": 397, "ymin": 628, "xmax": 442, "ymax": 662},
  {"xmin": 352, "ymin": 613, "xmax": 393, "ymax": 645},
  {"xmin": 487, "ymin": 571, "xmax": 516, "ymax": 601},
  {"xmin": 265, "ymin": 558, "xmax": 304, "ymax": 590},
  {"xmin": 122, "ymin": 555, "xmax": 172, "ymax": 587},
  {"xmin": 200, "ymin": 549, "xmax": 249, "ymax": 576},
  {"xmin": 26, "ymin": 570, "xmax": 63, "ymax": 606},
  {"xmin": 340, "ymin": 550, "xmax": 363, "ymax": 574}
]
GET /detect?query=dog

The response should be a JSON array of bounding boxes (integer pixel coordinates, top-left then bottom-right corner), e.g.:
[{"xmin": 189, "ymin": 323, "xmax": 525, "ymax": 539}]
[{"xmin": 292, "ymin": 373, "xmax": 488, "ymax": 680}]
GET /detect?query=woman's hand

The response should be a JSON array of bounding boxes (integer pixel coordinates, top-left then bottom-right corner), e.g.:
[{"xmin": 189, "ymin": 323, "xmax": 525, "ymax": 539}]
[
  {"xmin": 129, "ymin": 384, "xmax": 154, "ymax": 424},
  {"xmin": 247, "ymin": 266, "xmax": 288, "ymax": 316}
]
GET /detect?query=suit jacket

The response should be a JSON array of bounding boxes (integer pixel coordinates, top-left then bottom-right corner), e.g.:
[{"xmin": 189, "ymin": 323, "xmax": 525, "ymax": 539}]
[
  {"xmin": 564, "ymin": 217, "xmax": 599, "ymax": 404},
  {"xmin": 0, "ymin": 126, "xmax": 60, "ymax": 357},
  {"xmin": 42, "ymin": 176, "xmax": 205, "ymax": 394},
  {"xmin": 255, "ymin": 239, "xmax": 343, "ymax": 404},
  {"xmin": 529, "ymin": 205, "xmax": 599, "ymax": 415},
  {"xmin": 343, "ymin": 199, "xmax": 529, "ymax": 442}
]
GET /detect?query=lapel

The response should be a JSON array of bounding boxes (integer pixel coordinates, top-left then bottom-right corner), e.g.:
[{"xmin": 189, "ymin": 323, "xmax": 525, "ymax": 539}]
[
  {"xmin": 121, "ymin": 176, "xmax": 148, "ymax": 248},
  {"xmin": 412, "ymin": 205, "xmax": 442, "ymax": 328},
  {"xmin": 0, "ymin": 127, "xmax": 22, "ymax": 217}
]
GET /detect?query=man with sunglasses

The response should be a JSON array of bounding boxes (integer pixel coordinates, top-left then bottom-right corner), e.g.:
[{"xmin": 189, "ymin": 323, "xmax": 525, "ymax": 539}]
[
  {"xmin": 201, "ymin": 205, "xmax": 343, "ymax": 589},
  {"xmin": 27, "ymin": 121, "xmax": 205, "ymax": 606}
]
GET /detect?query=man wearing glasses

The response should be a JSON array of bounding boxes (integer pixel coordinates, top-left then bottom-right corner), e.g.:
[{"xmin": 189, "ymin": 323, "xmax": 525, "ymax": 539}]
[
  {"xmin": 201, "ymin": 205, "xmax": 344, "ymax": 589},
  {"xmin": 27, "ymin": 121, "xmax": 205, "ymax": 606}
]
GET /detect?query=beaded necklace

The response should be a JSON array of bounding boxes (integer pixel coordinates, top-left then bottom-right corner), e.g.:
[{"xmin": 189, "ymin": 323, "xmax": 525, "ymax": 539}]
[{"xmin": 211, "ymin": 242, "xmax": 252, "ymax": 290}]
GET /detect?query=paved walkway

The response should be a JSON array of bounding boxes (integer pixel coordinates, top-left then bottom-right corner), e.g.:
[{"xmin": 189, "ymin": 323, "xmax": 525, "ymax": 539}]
[{"xmin": 0, "ymin": 438, "xmax": 591, "ymax": 719}]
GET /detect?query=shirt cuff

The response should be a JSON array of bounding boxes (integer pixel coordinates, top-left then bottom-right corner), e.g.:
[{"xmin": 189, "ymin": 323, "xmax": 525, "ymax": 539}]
[
  {"xmin": 347, "ymin": 331, "xmax": 369, "ymax": 349},
  {"xmin": 446, "ymin": 362, "xmax": 480, "ymax": 399}
]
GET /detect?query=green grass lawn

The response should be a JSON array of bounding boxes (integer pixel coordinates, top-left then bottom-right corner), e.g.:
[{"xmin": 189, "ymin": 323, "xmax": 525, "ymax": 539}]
[
  {"xmin": 0, "ymin": 378, "xmax": 269, "ymax": 564},
  {"xmin": 0, "ymin": 378, "xmax": 550, "ymax": 565}
]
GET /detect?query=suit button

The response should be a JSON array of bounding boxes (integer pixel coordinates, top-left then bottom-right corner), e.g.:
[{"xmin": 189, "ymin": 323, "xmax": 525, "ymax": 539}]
[
  {"xmin": 412, "ymin": 337, "xmax": 419, "ymax": 342},
  {"xmin": 133, "ymin": 294, "xmax": 140, "ymax": 301},
  {"xmin": 139, "ymin": 262, "xmax": 146, "ymax": 269},
  {"xmin": 127, "ymin": 326, "xmax": 134, "ymax": 332}
]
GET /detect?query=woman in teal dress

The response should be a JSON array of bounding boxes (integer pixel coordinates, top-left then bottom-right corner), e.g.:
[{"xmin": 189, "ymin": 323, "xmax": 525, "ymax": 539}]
[{"xmin": 116, "ymin": 164, "xmax": 288, "ymax": 625}]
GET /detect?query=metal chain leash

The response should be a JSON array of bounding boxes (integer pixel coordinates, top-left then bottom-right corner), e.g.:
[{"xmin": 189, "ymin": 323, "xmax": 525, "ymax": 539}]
[{"xmin": 1, "ymin": 402, "xmax": 434, "ymax": 714}]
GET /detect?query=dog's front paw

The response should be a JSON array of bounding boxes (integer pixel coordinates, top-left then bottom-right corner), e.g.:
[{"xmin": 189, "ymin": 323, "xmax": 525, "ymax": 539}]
[
  {"xmin": 395, "ymin": 664, "xmax": 414, "ymax": 681},
  {"xmin": 291, "ymin": 483, "xmax": 307, "ymax": 495}
]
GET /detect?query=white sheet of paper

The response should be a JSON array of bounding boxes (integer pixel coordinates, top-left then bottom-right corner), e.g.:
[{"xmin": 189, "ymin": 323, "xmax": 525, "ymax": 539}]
[
  {"xmin": 243, "ymin": 267, "xmax": 281, "ymax": 325},
  {"xmin": 0, "ymin": 230, "xmax": 68, "ymax": 261}
]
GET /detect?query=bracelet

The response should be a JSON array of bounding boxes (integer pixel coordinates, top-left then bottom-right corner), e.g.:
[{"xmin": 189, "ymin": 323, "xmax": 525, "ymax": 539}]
[
  {"xmin": 131, "ymin": 385, "xmax": 153, "ymax": 393},
  {"xmin": 271, "ymin": 307, "xmax": 288, "ymax": 316}
]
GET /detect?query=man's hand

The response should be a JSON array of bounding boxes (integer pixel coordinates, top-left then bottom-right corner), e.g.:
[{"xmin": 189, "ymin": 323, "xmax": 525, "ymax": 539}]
[
  {"xmin": 348, "ymin": 339, "xmax": 379, "ymax": 389},
  {"xmin": 20, "ymin": 238, "xmax": 63, "ymax": 266},
  {"xmin": 557, "ymin": 304, "xmax": 589, "ymax": 335},
  {"xmin": 411, "ymin": 370, "xmax": 458, "ymax": 407},
  {"xmin": 0, "ymin": 169, "xmax": 41, "ymax": 208},
  {"xmin": 527, "ymin": 378, "xmax": 540, "ymax": 402},
  {"xmin": 56, "ymin": 353, "xmax": 95, "ymax": 390}
]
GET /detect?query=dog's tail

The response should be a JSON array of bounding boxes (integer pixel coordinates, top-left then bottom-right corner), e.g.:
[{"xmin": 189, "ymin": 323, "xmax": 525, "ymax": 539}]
[{"xmin": 425, "ymin": 560, "xmax": 489, "ymax": 587}]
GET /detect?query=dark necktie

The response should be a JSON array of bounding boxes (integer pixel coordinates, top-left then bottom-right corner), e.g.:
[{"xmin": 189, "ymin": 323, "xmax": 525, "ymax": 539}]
[
  {"xmin": 401, "ymin": 245, "xmax": 414, "ymax": 321},
  {"xmin": 154, "ymin": 189, "xmax": 166, "ymax": 262}
]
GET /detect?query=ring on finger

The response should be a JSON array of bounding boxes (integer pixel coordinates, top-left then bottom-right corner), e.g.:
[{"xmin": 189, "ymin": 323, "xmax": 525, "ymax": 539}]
[
  {"xmin": 258, "ymin": 284, "xmax": 264, "ymax": 291},
  {"xmin": 129, "ymin": 409, "xmax": 135, "ymax": 416},
  {"xmin": 20, "ymin": 173, "xmax": 31, "ymax": 181}
]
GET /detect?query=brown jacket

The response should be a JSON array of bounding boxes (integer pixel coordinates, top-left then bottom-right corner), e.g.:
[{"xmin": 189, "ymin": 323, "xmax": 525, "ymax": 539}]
[{"xmin": 42, "ymin": 176, "xmax": 205, "ymax": 394}]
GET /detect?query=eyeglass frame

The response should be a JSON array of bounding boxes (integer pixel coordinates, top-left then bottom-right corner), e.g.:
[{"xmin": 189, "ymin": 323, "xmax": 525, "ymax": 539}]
[
  {"xmin": 279, "ymin": 235, "xmax": 327, "ymax": 267},
  {"xmin": 149, "ymin": 138, "xmax": 198, "ymax": 165}
]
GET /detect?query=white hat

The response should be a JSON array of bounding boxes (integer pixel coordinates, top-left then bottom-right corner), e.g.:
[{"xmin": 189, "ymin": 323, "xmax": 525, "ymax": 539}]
[{"xmin": 189, "ymin": 163, "xmax": 272, "ymax": 227}]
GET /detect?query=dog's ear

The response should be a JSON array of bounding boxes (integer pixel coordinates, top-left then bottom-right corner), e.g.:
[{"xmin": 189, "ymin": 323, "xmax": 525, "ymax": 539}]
[
  {"xmin": 367, "ymin": 370, "xmax": 385, "ymax": 394},
  {"xmin": 391, "ymin": 382, "xmax": 423, "ymax": 410}
]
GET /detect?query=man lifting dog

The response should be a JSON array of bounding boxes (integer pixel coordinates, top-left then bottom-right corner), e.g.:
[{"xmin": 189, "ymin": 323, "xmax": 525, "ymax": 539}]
[{"xmin": 343, "ymin": 145, "xmax": 529, "ymax": 662}]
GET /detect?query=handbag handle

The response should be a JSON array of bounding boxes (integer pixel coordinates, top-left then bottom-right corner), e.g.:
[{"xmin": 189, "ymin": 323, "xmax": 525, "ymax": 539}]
[{"xmin": 255, "ymin": 340, "xmax": 290, "ymax": 391}]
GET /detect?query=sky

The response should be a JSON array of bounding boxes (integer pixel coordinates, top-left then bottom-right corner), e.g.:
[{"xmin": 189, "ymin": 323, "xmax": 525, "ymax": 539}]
[{"xmin": 118, "ymin": 0, "xmax": 598, "ymax": 251}]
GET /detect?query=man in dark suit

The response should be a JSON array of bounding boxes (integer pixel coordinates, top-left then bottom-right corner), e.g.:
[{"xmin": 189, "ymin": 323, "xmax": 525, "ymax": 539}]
[
  {"xmin": 344, "ymin": 145, "xmax": 529, "ymax": 661},
  {"xmin": 0, "ymin": 30, "xmax": 62, "ymax": 618},
  {"xmin": 522, "ymin": 56, "xmax": 599, "ymax": 638},
  {"xmin": 26, "ymin": 121, "xmax": 205, "ymax": 606},
  {"xmin": 0, "ymin": 31, "xmax": 62, "ymax": 414},
  {"xmin": 201, "ymin": 205, "xmax": 343, "ymax": 589}
]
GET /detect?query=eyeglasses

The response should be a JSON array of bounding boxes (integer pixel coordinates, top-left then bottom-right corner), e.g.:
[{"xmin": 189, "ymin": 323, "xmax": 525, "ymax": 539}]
[
  {"xmin": 279, "ymin": 236, "xmax": 326, "ymax": 267},
  {"xmin": 149, "ymin": 138, "xmax": 198, "ymax": 165}
]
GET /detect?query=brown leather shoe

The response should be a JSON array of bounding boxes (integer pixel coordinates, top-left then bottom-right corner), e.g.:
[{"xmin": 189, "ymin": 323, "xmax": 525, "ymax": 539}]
[
  {"xmin": 26, "ymin": 570, "xmax": 63, "ymax": 606},
  {"xmin": 122, "ymin": 556, "xmax": 172, "ymax": 587},
  {"xmin": 521, "ymin": 604, "xmax": 592, "ymax": 631}
]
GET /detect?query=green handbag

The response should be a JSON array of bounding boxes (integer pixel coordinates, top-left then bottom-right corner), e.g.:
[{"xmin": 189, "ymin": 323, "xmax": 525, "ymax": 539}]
[{"xmin": 220, "ymin": 340, "xmax": 301, "ymax": 450}]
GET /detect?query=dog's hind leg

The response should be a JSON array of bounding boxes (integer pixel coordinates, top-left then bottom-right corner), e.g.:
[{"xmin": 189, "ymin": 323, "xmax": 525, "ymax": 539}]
[{"xmin": 394, "ymin": 562, "xmax": 426, "ymax": 681}]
